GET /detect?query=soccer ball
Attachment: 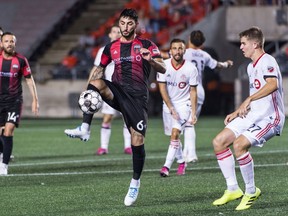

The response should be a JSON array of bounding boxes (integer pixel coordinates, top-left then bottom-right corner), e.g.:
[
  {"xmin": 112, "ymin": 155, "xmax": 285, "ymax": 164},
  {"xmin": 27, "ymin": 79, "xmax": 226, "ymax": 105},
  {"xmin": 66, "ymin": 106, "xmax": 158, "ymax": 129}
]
[{"xmin": 78, "ymin": 90, "xmax": 103, "ymax": 114}]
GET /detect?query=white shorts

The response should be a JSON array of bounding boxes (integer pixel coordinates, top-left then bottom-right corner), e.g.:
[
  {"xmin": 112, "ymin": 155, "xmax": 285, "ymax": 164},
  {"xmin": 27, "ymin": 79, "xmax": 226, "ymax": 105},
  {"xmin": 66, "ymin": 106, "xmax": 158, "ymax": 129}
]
[
  {"xmin": 101, "ymin": 102, "xmax": 120, "ymax": 115},
  {"xmin": 162, "ymin": 103, "xmax": 191, "ymax": 136},
  {"xmin": 197, "ymin": 84, "xmax": 205, "ymax": 105},
  {"xmin": 226, "ymin": 116, "xmax": 280, "ymax": 147}
]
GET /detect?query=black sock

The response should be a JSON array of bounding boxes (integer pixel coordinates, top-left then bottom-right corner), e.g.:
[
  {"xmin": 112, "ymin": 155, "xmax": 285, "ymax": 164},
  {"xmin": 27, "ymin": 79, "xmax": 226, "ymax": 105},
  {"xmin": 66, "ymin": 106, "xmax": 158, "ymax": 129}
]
[
  {"xmin": 132, "ymin": 145, "xmax": 146, "ymax": 180},
  {"xmin": 83, "ymin": 113, "xmax": 94, "ymax": 125},
  {"xmin": 2, "ymin": 136, "xmax": 13, "ymax": 164}
]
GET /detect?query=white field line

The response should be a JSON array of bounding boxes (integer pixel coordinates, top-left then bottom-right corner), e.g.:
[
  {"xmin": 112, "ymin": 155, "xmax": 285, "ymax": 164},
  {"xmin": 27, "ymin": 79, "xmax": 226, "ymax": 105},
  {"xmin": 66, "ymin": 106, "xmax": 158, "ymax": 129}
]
[
  {"xmin": 9, "ymin": 149, "xmax": 288, "ymax": 167},
  {"xmin": 5, "ymin": 163, "xmax": 288, "ymax": 177}
]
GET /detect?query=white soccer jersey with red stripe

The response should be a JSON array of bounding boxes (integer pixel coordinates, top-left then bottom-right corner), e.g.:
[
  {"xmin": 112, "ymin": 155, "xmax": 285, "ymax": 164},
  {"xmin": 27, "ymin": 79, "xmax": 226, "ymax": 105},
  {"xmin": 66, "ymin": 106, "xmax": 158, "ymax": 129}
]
[
  {"xmin": 157, "ymin": 59, "xmax": 198, "ymax": 112},
  {"xmin": 246, "ymin": 53, "xmax": 285, "ymax": 133}
]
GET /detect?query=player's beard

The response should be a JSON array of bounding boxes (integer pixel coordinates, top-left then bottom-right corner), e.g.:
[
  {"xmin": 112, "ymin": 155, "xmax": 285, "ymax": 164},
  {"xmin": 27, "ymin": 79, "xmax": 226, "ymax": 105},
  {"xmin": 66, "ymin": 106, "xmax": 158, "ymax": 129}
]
[
  {"xmin": 120, "ymin": 28, "xmax": 136, "ymax": 40},
  {"xmin": 3, "ymin": 46, "xmax": 15, "ymax": 56}
]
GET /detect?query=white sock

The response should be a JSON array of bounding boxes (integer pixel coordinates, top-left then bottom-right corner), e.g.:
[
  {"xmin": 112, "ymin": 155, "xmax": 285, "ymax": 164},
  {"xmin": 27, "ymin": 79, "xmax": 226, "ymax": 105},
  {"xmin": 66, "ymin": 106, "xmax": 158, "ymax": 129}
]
[
  {"xmin": 130, "ymin": 178, "xmax": 140, "ymax": 187},
  {"xmin": 123, "ymin": 125, "xmax": 131, "ymax": 148},
  {"xmin": 175, "ymin": 142, "xmax": 185, "ymax": 163},
  {"xmin": 216, "ymin": 148, "xmax": 239, "ymax": 191},
  {"xmin": 81, "ymin": 123, "xmax": 90, "ymax": 131},
  {"xmin": 100, "ymin": 123, "xmax": 111, "ymax": 149},
  {"xmin": 163, "ymin": 140, "xmax": 180, "ymax": 169},
  {"xmin": 184, "ymin": 126, "xmax": 197, "ymax": 160},
  {"xmin": 237, "ymin": 152, "xmax": 255, "ymax": 194}
]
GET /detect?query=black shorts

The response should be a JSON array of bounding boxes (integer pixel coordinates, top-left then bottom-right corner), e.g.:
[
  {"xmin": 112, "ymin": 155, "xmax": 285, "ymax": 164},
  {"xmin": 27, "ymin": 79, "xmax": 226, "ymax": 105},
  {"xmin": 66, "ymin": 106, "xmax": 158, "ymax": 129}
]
[
  {"xmin": 103, "ymin": 80, "xmax": 148, "ymax": 136},
  {"xmin": 0, "ymin": 101, "xmax": 22, "ymax": 127}
]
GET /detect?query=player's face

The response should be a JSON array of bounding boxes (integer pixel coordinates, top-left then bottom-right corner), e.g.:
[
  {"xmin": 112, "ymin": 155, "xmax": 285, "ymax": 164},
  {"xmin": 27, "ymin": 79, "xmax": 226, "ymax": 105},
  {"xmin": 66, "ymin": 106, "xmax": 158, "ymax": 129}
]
[
  {"xmin": 170, "ymin": 42, "xmax": 185, "ymax": 62},
  {"xmin": 1, "ymin": 34, "xmax": 16, "ymax": 56},
  {"xmin": 240, "ymin": 36, "xmax": 255, "ymax": 59},
  {"xmin": 109, "ymin": 26, "xmax": 121, "ymax": 41},
  {"xmin": 119, "ymin": 16, "xmax": 137, "ymax": 39}
]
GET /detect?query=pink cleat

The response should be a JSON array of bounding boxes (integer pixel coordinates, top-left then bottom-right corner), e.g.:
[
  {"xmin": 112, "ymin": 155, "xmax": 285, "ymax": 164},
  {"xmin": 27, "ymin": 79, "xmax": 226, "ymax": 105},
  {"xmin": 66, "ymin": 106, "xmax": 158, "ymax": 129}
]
[
  {"xmin": 124, "ymin": 147, "xmax": 132, "ymax": 155},
  {"xmin": 160, "ymin": 166, "xmax": 169, "ymax": 177},
  {"xmin": 96, "ymin": 148, "xmax": 108, "ymax": 155},
  {"xmin": 177, "ymin": 162, "xmax": 186, "ymax": 175}
]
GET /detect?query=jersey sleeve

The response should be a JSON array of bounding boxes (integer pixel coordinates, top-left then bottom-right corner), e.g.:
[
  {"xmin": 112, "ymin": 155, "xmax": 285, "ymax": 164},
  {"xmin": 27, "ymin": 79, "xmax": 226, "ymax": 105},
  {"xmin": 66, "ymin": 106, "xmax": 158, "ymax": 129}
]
[
  {"xmin": 262, "ymin": 55, "xmax": 279, "ymax": 79},
  {"xmin": 23, "ymin": 57, "xmax": 32, "ymax": 77},
  {"xmin": 148, "ymin": 41, "xmax": 162, "ymax": 59},
  {"xmin": 157, "ymin": 71, "xmax": 166, "ymax": 82},
  {"xmin": 99, "ymin": 45, "xmax": 112, "ymax": 68},
  {"xmin": 205, "ymin": 52, "xmax": 217, "ymax": 69},
  {"xmin": 94, "ymin": 47, "xmax": 104, "ymax": 66}
]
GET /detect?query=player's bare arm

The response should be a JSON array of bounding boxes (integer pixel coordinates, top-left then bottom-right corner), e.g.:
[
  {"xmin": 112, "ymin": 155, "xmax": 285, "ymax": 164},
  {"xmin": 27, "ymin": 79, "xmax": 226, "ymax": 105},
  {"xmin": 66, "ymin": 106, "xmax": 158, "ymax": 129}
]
[
  {"xmin": 158, "ymin": 82, "xmax": 179, "ymax": 120},
  {"xmin": 25, "ymin": 76, "xmax": 39, "ymax": 116},
  {"xmin": 189, "ymin": 86, "xmax": 197, "ymax": 125},
  {"xmin": 238, "ymin": 77, "xmax": 278, "ymax": 117},
  {"xmin": 87, "ymin": 65, "xmax": 104, "ymax": 84},
  {"xmin": 140, "ymin": 48, "xmax": 166, "ymax": 74},
  {"xmin": 217, "ymin": 60, "xmax": 233, "ymax": 69}
]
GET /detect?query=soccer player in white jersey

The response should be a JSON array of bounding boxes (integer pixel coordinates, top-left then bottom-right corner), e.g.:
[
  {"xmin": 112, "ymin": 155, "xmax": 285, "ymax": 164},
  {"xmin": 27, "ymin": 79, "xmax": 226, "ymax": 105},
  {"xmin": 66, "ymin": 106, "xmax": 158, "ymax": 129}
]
[
  {"xmin": 157, "ymin": 38, "xmax": 198, "ymax": 177},
  {"xmin": 182, "ymin": 30, "xmax": 233, "ymax": 163},
  {"xmin": 65, "ymin": 26, "xmax": 132, "ymax": 155},
  {"xmin": 212, "ymin": 26, "xmax": 285, "ymax": 211}
]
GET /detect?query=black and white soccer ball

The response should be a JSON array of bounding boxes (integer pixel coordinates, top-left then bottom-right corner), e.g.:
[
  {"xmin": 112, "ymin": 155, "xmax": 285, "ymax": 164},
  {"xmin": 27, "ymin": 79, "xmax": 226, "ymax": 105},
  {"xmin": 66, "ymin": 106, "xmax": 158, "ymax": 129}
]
[{"xmin": 78, "ymin": 90, "xmax": 103, "ymax": 114}]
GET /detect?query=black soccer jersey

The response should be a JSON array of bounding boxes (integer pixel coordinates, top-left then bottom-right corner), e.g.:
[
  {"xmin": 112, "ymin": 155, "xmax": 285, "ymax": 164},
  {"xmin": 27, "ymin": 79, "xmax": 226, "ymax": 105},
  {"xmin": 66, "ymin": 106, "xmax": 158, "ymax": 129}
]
[
  {"xmin": 100, "ymin": 36, "xmax": 162, "ymax": 98},
  {"xmin": 0, "ymin": 51, "xmax": 31, "ymax": 103}
]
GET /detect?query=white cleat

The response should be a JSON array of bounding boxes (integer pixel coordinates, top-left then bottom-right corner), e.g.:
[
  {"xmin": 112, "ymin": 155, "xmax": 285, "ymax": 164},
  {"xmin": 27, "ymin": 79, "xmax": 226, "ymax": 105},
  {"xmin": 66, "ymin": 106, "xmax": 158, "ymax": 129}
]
[
  {"xmin": 124, "ymin": 180, "xmax": 140, "ymax": 206},
  {"xmin": 64, "ymin": 126, "xmax": 90, "ymax": 141},
  {"xmin": 0, "ymin": 162, "xmax": 8, "ymax": 176}
]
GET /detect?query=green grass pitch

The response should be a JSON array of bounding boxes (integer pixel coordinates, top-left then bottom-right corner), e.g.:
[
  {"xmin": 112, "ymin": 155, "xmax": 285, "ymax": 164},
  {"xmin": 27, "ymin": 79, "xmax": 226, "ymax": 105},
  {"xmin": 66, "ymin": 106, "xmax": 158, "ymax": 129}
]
[{"xmin": 0, "ymin": 117, "xmax": 287, "ymax": 216}]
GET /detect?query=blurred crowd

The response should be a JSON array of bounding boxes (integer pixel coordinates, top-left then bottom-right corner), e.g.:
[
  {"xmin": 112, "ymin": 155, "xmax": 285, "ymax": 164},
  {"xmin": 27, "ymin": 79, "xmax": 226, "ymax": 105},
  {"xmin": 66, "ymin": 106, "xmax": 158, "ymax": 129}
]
[{"xmin": 51, "ymin": 0, "xmax": 286, "ymax": 80}]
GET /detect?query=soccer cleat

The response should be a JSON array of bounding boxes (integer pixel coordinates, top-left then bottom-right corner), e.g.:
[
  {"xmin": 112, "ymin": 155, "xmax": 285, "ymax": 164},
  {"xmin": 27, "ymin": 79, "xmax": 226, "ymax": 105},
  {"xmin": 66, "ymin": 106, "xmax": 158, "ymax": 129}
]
[
  {"xmin": 124, "ymin": 180, "xmax": 140, "ymax": 206},
  {"xmin": 235, "ymin": 187, "xmax": 261, "ymax": 211},
  {"xmin": 96, "ymin": 147, "xmax": 108, "ymax": 155},
  {"xmin": 213, "ymin": 188, "xmax": 244, "ymax": 206},
  {"xmin": 64, "ymin": 126, "xmax": 90, "ymax": 141},
  {"xmin": 177, "ymin": 162, "xmax": 187, "ymax": 175},
  {"xmin": 160, "ymin": 166, "xmax": 169, "ymax": 177},
  {"xmin": 124, "ymin": 147, "xmax": 132, "ymax": 155},
  {"xmin": 0, "ymin": 163, "xmax": 8, "ymax": 175},
  {"xmin": 186, "ymin": 157, "xmax": 198, "ymax": 163}
]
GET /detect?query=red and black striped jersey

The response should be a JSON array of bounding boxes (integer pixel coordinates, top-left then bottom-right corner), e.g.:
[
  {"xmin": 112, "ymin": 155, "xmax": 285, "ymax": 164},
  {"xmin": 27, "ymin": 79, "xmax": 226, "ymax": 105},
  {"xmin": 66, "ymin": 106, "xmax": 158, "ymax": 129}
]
[
  {"xmin": 100, "ymin": 36, "xmax": 162, "ymax": 97},
  {"xmin": 0, "ymin": 51, "xmax": 31, "ymax": 103}
]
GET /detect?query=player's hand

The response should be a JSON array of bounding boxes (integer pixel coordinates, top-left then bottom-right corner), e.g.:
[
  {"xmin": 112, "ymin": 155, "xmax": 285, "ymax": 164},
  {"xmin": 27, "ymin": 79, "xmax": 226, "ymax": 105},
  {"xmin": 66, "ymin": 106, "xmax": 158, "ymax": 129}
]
[
  {"xmin": 189, "ymin": 114, "xmax": 197, "ymax": 125},
  {"xmin": 226, "ymin": 60, "xmax": 233, "ymax": 68},
  {"xmin": 140, "ymin": 48, "xmax": 151, "ymax": 61},
  {"xmin": 170, "ymin": 107, "xmax": 180, "ymax": 120},
  {"xmin": 32, "ymin": 100, "xmax": 39, "ymax": 116},
  {"xmin": 224, "ymin": 111, "xmax": 238, "ymax": 125},
  {"xmin": 237, "ymin": 98, "xmax": 251, "ymax": 118}
]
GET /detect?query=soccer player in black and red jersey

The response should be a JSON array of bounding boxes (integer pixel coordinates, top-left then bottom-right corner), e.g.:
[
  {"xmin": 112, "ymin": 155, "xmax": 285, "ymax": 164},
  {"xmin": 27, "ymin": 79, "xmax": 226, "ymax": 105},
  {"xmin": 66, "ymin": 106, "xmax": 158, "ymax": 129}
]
[
  {"xmin": 0, "ymin": 32, "xmax": 39, "ymax": 175},
  {"xmin": 66, "ymin": 8, "xmax": 166, "ymax": 206}
]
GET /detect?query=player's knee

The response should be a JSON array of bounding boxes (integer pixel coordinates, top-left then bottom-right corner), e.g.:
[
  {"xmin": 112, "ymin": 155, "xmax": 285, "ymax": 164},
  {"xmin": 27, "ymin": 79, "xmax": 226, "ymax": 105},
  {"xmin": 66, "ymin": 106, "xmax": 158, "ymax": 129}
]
[{"xmin": 212, "ymin": 135, "xmax": 225, "ymax": 151}]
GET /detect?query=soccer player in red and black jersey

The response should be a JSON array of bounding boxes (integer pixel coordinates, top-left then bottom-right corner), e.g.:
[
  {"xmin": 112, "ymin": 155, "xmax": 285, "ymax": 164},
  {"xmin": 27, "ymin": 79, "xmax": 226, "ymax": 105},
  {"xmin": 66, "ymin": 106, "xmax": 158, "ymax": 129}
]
[
  {"xmin": 66, "ymin": 8, "xmax": 166, "ymax": 206},
  {"xmin": 0, "ymin": 32, "xmax": 39, "ymax": 175}
]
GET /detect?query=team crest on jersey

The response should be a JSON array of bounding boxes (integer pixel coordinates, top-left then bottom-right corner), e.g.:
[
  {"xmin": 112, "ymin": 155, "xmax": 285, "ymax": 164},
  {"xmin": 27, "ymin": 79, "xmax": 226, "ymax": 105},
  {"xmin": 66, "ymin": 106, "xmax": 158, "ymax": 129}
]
[
  {"xmin": 133, "ymin": 44, "xmax": 141, "ymax": 54},
  {"xmin": 267, "ymin": 66, "xmax": 274, "ymax": 73},
  {"xmin": 254, "ymin": 79, "xmax": 261, "ymax": 89},
  {"xmin": 180, "ymin": 74, "xmax": 187, "ymax": 80}
]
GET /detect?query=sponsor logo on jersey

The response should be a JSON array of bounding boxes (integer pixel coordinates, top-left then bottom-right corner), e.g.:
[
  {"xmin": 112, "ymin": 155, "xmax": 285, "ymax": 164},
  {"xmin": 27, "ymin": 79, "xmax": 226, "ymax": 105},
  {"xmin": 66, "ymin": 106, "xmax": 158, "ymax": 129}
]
[
  {"xmin": 178, "ymin": 82, "xmax": 187, "ymax": 89},
  {"xmin": 0, "ymin": 71, "xmax": 18, "ymax": 77},
  {"xmin": 267, "ymin": 66, "xmax": 274, "ymax": 73},
  {"xmin": 167, "ymin": 81, "xmax": 177, "ymax": 86},
  {"xmin": 133, "ymin": 44, "xmax": 141, "ymax": 54}
]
